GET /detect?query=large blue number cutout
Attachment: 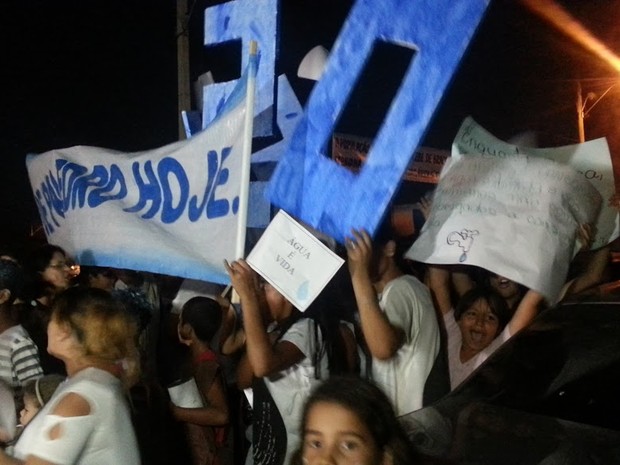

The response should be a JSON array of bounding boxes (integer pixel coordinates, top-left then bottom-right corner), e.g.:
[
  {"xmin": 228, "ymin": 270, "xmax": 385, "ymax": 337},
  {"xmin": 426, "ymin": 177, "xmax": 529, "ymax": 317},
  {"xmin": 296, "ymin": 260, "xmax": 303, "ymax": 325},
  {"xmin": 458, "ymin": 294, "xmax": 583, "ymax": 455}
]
[
  {"xmin": 268, "ymin": 0, "xmax": 490, "ymax": 243},
  {"xmin": 203, "ymin": 0, "xmax": 279, "ymax": 137}
]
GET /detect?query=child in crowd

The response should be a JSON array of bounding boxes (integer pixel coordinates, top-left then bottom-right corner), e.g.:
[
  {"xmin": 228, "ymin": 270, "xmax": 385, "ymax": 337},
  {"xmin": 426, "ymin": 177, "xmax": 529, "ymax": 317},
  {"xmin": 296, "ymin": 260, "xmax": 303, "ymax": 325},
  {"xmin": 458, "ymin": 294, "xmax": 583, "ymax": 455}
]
[
  {"xmin": 428, "ymin": 265, "xmax": 544, "ymax": 389},
  {"xmin": 19, "ymin": 374, "xmax": 65, "ymax": 428},
  {"xmin": 173, "ymin": 296, "xmax": 231, "ymax": 465},
  {"xmin": 225, "ymin": 259, "xmax": 350, "ymax": 465},
  {"xmin": 292, "ymin": 376, "xmax": 416, "ymax": 465},
  {"xmin": 2, "ymin": 374, "xmax": 67, "ymax": 453}
]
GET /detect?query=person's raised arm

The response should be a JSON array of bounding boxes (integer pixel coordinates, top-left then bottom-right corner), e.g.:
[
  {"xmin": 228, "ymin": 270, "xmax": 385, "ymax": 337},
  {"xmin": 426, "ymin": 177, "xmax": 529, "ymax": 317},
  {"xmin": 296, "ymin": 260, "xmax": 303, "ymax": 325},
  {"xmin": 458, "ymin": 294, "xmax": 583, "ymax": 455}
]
[
  {"xmin": 507, "ymin": 288, "xmax": 545, "ymax": 335},
  {"xmin": 426, "ymin": 264, "xmax": 453, "ymax": 315},
  {"xmin": 346, "ymin": 229, "xmax": 403, "ymax": 360},
  {"xmin": 451, "ymin": 266, "xmax": 476, "ymax": 298},
  {"xmin": 558, "ymin": 245, "xmax": 610, "ymax": 301},
  {"xmin": 217, "ymin": 295, "xmax": 246, "ymax": 356},
  {"xmin": 225, "ymin": 260, "xmax": 304, "ymax": 378}
]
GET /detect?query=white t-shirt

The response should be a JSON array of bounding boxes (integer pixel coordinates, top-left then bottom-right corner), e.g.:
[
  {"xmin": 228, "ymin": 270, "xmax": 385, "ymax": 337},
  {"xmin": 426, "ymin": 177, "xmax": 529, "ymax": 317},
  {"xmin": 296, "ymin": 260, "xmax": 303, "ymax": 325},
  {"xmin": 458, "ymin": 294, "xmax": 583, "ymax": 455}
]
[
  {"xmin": 14, "ymin": 367, "xmax": 139, "ymax": 465},
  {"xmin": 265, "ymin": 318, "xmax": 327, "ymax": 465},
  {"xmin": 372, "ymin": 275, "xmax": 440, "ymax": 416},
  {"xmin": 444, "ymin": 308, "xmax": 511, "ymax": 389}
]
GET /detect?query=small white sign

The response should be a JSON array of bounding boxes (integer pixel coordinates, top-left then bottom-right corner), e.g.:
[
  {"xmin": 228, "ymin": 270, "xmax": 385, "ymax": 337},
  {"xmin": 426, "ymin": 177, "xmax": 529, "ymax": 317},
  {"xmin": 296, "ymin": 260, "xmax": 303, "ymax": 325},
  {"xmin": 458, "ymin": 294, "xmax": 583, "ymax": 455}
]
[
  {"xmin": 168, "ymin": 377, "xmax": 204, "ymax": 408},
  {"xmin": 246, "ymin": 210, "xmax": 344, "ymax": 311}
]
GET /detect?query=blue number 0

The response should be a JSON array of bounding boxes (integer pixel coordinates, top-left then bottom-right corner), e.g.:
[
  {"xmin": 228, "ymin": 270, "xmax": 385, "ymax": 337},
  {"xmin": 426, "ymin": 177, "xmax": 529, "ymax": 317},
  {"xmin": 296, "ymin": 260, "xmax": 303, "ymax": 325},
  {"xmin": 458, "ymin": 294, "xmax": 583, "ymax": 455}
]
[{"xmin": 268, "ymin": 0, "xmax": 490, "ymax": 243}]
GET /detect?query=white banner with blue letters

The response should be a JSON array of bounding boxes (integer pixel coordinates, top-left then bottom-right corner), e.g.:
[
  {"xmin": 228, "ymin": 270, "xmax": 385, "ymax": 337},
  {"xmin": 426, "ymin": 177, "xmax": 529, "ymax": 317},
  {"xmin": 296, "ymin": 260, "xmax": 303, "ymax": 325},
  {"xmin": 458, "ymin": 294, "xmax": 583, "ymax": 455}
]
[{"xmin": 26, "ymin": 58, "xmax": 257, "ymax": 284}]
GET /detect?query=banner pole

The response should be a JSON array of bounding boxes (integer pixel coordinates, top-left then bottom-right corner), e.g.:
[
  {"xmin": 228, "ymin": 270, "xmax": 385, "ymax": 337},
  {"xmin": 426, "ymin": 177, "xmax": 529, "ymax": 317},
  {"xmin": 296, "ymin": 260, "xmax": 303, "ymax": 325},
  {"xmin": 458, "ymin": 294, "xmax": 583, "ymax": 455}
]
[{"xmin": 234, "ymin": 40, "xmax": 258, "ymax": 261}]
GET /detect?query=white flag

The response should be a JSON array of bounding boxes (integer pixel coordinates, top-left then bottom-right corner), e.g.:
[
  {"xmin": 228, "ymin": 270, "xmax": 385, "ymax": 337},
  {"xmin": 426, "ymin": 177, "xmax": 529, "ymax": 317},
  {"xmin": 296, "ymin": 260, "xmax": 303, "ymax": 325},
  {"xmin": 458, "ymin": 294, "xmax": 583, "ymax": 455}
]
[{"xmin": 26, "ymin": 56, "xmax": 258, "ymax": 284}]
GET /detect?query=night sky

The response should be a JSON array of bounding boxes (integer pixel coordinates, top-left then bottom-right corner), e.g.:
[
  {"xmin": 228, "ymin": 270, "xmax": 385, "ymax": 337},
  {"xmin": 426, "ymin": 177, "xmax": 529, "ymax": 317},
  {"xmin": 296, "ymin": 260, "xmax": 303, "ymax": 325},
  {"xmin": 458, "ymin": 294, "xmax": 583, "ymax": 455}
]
[{"xmin": 1, "ymin": 0, "xmax": 619, "ymax": 245}]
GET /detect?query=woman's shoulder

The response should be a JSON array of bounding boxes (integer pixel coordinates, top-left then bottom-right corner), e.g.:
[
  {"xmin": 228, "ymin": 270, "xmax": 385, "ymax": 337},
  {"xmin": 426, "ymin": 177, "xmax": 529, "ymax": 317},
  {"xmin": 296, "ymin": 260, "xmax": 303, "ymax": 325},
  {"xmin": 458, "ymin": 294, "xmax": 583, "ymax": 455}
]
[
  {"xmin": 49, "ymin": 391, "xmax": 92, "ymax": 418},
  {"xmin": 56, "ymin": 368, "xmax": 124, "ymax": 405}
]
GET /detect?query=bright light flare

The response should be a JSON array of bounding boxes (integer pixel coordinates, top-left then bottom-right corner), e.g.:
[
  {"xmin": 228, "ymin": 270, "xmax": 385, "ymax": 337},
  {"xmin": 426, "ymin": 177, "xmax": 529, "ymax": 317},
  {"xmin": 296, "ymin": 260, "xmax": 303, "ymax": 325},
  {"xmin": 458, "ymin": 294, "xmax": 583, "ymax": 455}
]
[{"xmin": 520, "ymin": 0, "xmax": 620, "ymax": 73}]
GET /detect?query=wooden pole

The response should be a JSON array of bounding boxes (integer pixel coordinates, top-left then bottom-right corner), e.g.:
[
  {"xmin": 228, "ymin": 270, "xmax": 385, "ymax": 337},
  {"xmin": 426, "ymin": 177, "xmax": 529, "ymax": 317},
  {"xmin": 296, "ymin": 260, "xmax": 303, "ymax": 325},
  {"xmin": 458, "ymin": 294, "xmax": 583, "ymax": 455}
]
[{"xmin": 176, "ymin": 0, "xmax": 191, "ymax": 140}]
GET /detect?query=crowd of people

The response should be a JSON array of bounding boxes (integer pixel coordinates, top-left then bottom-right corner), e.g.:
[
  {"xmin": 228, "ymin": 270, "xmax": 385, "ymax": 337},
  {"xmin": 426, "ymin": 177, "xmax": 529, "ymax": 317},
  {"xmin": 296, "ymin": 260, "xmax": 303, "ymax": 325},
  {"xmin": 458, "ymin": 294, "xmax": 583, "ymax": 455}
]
[{"xmin": 0, "ymin": 197, "xmax": 614, "ymax": 465}]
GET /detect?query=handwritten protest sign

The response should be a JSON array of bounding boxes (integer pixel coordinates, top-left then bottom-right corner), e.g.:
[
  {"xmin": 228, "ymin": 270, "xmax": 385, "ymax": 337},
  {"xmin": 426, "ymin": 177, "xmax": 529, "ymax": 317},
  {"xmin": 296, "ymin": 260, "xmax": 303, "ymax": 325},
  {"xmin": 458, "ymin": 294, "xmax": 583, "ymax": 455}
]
[
  {"xmin": 246, "ymin": 210, "xmax": 344, "ymax": 311},
  {"xmin": 453, "ymin": 116, "xmax": 618, "ymax": 249},
  {"xmin": 406, "ymin": 153, "xmax": 601, "ymax": 302}
]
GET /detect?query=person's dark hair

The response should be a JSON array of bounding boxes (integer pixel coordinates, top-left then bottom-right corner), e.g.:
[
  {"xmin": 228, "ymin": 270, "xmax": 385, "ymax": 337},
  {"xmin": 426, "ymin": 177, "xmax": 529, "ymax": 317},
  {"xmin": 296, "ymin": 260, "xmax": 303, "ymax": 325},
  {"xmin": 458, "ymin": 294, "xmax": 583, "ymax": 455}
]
[
  {"xmin": 293, "ymin": 376, "xmax": 417, "ymax": 465},
  {"xmin": 301, "ymin": 266, "xmax": 358, "ymax": 378},
  {"xmin": 454, "ymin": 286, "xmax": 512, "ymax": 332},
  {"xmin": 78, "ymin": 266, "xmax": 116, "ymax": 287},
  {"xmin": 0, "ymin": 258, "xmax": 24, "ymax": 305},
  {"xmin": 373, "ymin": 217, "xmax": 414, "ymax": 274},
  {"xmin": 180, "ymin": 296, "xmax": 222, "ymax": 343},
  {"xmin": 479, "ymin": 269, "xmax": 527, "ymax": 310},
  {"xmin": 110, "ymin": 288, "xmax": 153, "ymax": 333},
  {"xmin": 24, "ymin": 244, "xmax": 67, "ymax": 299}
]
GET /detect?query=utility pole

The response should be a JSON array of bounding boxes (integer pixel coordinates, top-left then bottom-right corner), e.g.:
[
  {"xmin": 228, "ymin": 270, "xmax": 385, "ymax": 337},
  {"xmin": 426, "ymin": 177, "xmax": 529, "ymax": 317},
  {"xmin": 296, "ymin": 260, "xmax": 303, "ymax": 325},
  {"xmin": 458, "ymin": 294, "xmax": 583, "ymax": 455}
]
[
  {"xmin": 576, "ymin": 79, "xmax": 619, "ymax": 144},
  {"xmin": 576, "ymin": 81, "xmax": 585, "ymax": 143},
  {"xmin": 176, "ymin": 0, "xmax": 191, "ymax": 140}
]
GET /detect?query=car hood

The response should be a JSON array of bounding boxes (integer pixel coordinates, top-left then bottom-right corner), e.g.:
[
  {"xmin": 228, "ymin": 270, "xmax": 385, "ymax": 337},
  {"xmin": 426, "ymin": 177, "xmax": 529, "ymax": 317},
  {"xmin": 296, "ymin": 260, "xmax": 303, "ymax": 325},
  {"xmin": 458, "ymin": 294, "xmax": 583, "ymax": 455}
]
[{"xmin": 400, "ymin": 401, "xmax": 620, "ymax": 465}]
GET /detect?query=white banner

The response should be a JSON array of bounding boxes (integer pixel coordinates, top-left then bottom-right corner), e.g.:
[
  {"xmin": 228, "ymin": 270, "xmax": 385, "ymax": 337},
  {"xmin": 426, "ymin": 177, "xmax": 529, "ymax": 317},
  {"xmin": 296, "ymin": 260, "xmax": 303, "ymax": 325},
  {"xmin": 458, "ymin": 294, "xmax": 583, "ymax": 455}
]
[
  {"xmin": 26, "ymin": 59, "xmax": 257, "ymax": 284},
  {"xmin": 246, "ymin": 210, "xmax": 344, "ymax": 311},
  {"xmin": 406, "ymin": 153, "xmax": 602, "ymax": 302}
]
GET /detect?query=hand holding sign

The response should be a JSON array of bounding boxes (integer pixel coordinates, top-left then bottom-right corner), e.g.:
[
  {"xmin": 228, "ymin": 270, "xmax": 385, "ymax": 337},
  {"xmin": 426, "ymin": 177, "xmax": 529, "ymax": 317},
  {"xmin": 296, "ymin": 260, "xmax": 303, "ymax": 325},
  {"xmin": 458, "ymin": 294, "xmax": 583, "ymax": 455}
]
[
  {"xmin": 244, "ymin": 210, "xmax": 344, "ymax": 311},
  {"xmin": 224, "ymin": 259, "xmax": 261, "ymax": 303},
  {"xmin": 345, "ymin": 229, "xmax": 374, "ymax": 281}
]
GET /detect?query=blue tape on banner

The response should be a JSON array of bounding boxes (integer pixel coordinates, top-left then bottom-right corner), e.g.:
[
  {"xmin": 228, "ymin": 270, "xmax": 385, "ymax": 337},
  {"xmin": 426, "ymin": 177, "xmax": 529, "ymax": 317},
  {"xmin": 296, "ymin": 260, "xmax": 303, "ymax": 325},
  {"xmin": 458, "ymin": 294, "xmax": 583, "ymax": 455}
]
[
  {"xmin": 202, "ymin": 0, "xmax": 279, "ymax": 137},
  {"xmin": 268, "ymin": 0, "xmax": 490, "ymax": 244}
]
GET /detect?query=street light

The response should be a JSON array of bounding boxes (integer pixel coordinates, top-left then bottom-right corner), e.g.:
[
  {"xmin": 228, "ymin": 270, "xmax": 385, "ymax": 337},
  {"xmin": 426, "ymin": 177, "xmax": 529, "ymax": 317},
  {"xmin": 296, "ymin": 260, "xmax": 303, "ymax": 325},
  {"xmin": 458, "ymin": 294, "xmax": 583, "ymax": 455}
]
[{"xmin": 576, "ymin": 80, "xmax": 618, "ymax": 143}]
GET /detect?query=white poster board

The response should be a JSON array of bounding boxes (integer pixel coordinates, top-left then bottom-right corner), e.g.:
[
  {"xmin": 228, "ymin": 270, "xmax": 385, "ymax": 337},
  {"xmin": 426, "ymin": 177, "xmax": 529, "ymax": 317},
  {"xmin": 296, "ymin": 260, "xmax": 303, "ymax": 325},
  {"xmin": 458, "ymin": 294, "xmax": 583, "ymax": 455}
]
[
  {"xmin": 246, "ymin": 210, "xmax": 344, "ymax": 311},
  {"xmin": 453, "ymin": 116, "xmax": 618, "ymax": 249},
  {"xmin": 406, "ymin": 153, "xmax": 602, "ymax": 302}
]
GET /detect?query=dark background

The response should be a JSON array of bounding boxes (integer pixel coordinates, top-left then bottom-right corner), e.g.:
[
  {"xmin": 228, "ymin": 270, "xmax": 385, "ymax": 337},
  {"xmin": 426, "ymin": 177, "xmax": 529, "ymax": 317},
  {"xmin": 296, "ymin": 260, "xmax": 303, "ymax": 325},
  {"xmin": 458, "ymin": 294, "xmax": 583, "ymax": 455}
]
[{"xmin": 1, "ymin": 0, "xmax": 619, "ymax": 244}]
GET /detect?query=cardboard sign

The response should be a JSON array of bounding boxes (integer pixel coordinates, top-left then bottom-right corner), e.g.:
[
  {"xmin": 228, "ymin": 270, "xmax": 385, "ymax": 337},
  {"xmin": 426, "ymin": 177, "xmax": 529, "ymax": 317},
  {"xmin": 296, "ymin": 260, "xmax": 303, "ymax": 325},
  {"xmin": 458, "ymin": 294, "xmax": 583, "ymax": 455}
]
[
  {"xmin": 406, "ymin": 154, "xmax": 602, "ymax": 302},
  {"xmin": 202, "ymin": 0, "xmax": 279, "ymax": 137},
  {"xmin": 452, "ymin": 117, "xmax": 618, "ymax": 249},
  {"xmin": 246, "ymin": 210, "xmax": 344, "ymax": 311},
  {"xmin": 268, "ymin": 0, "xmax": 490, "ymax": 243}
]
